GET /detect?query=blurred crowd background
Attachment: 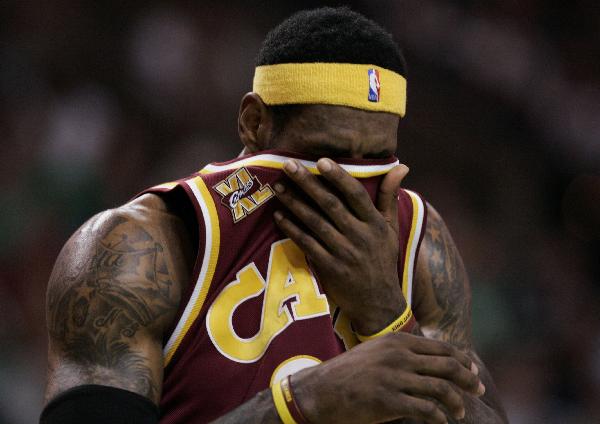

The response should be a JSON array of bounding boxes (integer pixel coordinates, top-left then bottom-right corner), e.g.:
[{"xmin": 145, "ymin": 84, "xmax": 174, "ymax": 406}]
[{"xmin": 1, "ymin": 1, "xmax": 598, "ymax": 423}]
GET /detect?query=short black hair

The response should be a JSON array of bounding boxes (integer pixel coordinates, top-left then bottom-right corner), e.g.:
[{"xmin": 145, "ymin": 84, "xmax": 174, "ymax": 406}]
[
  {"xmin": 257, "ymin": 7, "xmax": 406, "ymax": 75},
  {"xmin": 256, "ymin": 7, "xmax": 407, "ymax": 133}
]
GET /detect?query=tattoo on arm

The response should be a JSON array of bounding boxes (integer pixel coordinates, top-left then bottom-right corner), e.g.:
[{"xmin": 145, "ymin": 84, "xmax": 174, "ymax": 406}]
[
  {"xmin": 417, "ymin": 205, "xmax": 471, "ymax": 348},
  {"xmin": 46, "ymin": 212, "xmax": 183, "ymax": 404},
  {"xmin": 415, "ymin": 204, "xmax": 508, "ymax": 423}
]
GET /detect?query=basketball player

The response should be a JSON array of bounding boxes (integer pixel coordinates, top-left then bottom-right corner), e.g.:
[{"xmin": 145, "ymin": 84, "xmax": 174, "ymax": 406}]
[{"xmin": 42, "ymin": 7, "xmax": 507, "ymax": 424}]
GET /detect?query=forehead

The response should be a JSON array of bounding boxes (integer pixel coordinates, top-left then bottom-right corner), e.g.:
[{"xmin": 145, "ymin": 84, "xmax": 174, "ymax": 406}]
[{"xmin": 276, "ymin": 105, "xmax": 399, "ymax": 158}]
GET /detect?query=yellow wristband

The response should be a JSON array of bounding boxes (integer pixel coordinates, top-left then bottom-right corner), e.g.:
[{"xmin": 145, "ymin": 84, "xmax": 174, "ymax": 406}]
[
  {"xmin": 272, "ymin": 379, "xmax": 298, "ymax": 424},
  {"xmin": 355, "ymin": 306, "xmax": 414, "ymax": 342}
]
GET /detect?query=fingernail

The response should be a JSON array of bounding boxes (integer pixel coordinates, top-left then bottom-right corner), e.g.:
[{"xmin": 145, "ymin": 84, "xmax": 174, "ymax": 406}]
[
  {"xmin": 273, "ymin": 182, "xmax": 285, "ymax": 193},
  {"xmin": 471, "ymin": 362, "xmax": 479, "ymax": 375},
  {"xmin": 284, "ymin": 160, "xmax": 298, "ymax": 173},
  {"xmin": 458, "ymin": 408, "xmax": 465, "ymax": 419},
  {"xmin": 274, "ymin": 210, "xmax": 283, "ymax": 221},
  {"xmin": 477, "ymin": 382, "xmax": 486, "ymax": 396},
  {"xmin": 317, "ymin": 158, "xmax": 332, "ymax": 172}
]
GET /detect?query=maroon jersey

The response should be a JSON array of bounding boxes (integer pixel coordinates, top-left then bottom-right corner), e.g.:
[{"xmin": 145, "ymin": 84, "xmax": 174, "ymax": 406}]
[{"xmin": 140, "ymin": 150, "xmax": 427, "ymax": 423}]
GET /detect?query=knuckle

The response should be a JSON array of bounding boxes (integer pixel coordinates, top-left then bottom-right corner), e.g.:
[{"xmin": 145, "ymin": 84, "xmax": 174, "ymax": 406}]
[
  {"xmin": 340, "ymin": 241, "xmax": 360, "ymax": 260},
  {"xmin": 460, "ymin": 372, "xmax": 479, "ymax": 392},
  {"xmin": 435, "ymin": 381, "xmax": 451, "ymax": 397},
  {"xmin": 321, "ymin": 193, "xmax": 340, "ymax": 211},
  {"xmin": 347, "ymin": 245, "xmax": 363, "ymax": 261},
  {"xmin": 285, "ymin": 195, "xmax": 299, "ymax": 210},
  {"xmin": 373, "ymin": 383, "xmax": 391, "ymax": 402},
  {"xmin": 446, "ymin": 358, "xmax": 461, "ymax": 375},
  {"xmin": 317, "ymin": 222, "xmax": 332, "ymax": 238},
  {"xmin": 348, "ymin": 187, "xmax": 366, "ymax": 203},
  {"xmin": 448, "ymin": 345, "xmax": 464, "ymax": 361},
  {"xmin": 295, "ymin": 164, "xmax": 308, "ymax": 177},
  {"xmin": 432, "ymin": 413, "xmax": 447, "ymax": 424},
  {"xmin": 466, "ymin": 373, "xmax": 480, "ymax": 389},
  {"xmin": 297, "ymin": 232, "xmax": 312, "ymax": 248},
  {"xmin": 305, "ymin": 212, "xmax": 321, "ymax": 230},
  {"xmin": 328, "ymin": 165, "xmax": 343, "ymax": 180},
  {"xmin": 373, "ymin": 217, "xmax": 388, "ymax": 233},
  {"xmin": 439, "ymin": 382, "xmax": 462, "ymax": 406},
  {"xmin": 438, "ymin": 342, "xmax": 453, "ymax": 355},
  {"xmin": 419, "ymin": 400, "xmax": 438, "ymax": 416}
]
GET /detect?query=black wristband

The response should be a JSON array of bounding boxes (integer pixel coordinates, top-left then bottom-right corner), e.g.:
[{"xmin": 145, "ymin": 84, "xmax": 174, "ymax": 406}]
[{"xmin": 40, "ymin": 384, "xmax": 160, "ymax": 424}]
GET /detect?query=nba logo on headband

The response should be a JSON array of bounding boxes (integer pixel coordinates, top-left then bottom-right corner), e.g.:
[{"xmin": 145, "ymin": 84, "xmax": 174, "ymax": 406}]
[{"xmin": 368, "ymin": 68, "xmax": 380, "ymax": 102}]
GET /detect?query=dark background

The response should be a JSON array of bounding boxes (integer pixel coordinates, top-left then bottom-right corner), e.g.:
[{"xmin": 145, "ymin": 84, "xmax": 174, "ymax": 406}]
[{"xmin": 1, "ymin": 1, "xmax": 599, "ymax": 423}]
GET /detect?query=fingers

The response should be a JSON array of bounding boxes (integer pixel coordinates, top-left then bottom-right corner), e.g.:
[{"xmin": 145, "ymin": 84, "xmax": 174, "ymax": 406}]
[
  {"xmin": 272, "ymin": 182, "xmax": 348, "ymax": 252},
  {"xmin": 283, "ymin": 158, "xmax": 377, "ymax": 222},
  {"xmin": 410, "ymin": 336, "xmax": 473, "ymax": 371},
  {"xmin": 280, "ymin": 159, "xmax": 360, "ymax": 230},
  {"xmin": 273, "ymin": 210, "xmax": 333, "ymax": 266},
  {"xmin": 403, "ymin": 376, "xmax": 465, "ymax": 420},
  {"xmin": 376, "ymin": 165, "xmax": 409, "ymax": 233},
  {"xmin": 388, "ymin": 334, "xmax": 484, "ymax": 396},
  {"xmin": 315, "ymin": 158, "xmax": 379, "ymax": 221},
  {"xmin": 413, "ymin": 354, "xmax": 484, "ymax": 396},
  {"xmin": 393, "ymin": 394, "xmax": 448, "ymax": 424}
]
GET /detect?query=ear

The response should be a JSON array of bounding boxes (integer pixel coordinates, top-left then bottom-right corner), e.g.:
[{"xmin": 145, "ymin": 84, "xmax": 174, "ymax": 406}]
[{"xmin": 238, "ymin": 92, "xmax": 275, "ymax": 153}]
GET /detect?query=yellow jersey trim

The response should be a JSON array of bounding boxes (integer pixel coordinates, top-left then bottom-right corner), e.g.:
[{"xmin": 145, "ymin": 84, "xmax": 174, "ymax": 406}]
[
  {"xmin": 402, "ymin": 190, "xmax": 425, "ymax": 305},
  {"xmin": 151, "ymin": 181, "xmax": 178, "ymax": 190},
  {"xmin": 163, "ymin": 176, "xmax": 221, "ymax": 366},
  {"xmin": 269, "ymin": 355, "xmax": 322, "ymax": 387},
  {"xmin": 200, "ymin": 154, "xmax": 399, "ymax": 179}
]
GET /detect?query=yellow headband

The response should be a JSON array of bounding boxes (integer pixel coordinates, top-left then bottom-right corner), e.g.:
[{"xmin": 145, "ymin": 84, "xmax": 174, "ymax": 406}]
[{"xmin": 253, "ymin": 63, "xmax": 406, "ymax": 117}]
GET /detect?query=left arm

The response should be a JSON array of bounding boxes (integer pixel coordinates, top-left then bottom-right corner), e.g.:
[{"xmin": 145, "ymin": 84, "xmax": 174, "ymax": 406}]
[
  {"xmin": 413, "ymin": 204, "xmax": 507, "ymax": 423},
  {"xmin": 274, "ymin": 159, "xmax": 505, "ymax": 423}
]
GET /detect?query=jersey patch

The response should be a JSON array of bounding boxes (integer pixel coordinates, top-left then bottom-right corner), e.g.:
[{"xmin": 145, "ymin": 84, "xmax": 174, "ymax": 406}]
[{"xmin": 212, "ymin": 167, "xmax": 274, "ymax": 223}]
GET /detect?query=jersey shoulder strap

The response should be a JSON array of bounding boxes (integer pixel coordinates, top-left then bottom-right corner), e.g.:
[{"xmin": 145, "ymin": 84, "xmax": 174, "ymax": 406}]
[{"xmin": 397, "ymin": 189, "xmax": 427, "ymax": 307}]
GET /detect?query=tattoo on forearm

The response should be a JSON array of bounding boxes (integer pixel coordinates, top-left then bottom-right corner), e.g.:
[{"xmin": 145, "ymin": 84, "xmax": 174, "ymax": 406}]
[{"xmin": 47, "ymin": 215, "xmax": 178, "ymax": 402}]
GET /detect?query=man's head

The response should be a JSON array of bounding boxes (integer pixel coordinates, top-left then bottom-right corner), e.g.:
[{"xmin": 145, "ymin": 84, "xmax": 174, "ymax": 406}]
[{"xmin": 238, "ymin": 7, "xmax": 407, "ymax": 159}]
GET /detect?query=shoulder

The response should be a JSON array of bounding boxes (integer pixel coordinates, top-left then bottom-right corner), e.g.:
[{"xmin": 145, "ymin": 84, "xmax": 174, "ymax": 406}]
[
  {"xmin": 80, "ymin": 192, "xmax": 186, "ymax": 237},
  {"xmin": 47, "ymin": 193, "xmax": 194, "ymax": 344},
  {"xmin": 45, "ymin": 193, "xmax": 196, "ymax": 402},
  {"xmin": 55, "ymin": 192, "xmax": 194, "ymax": 271}
]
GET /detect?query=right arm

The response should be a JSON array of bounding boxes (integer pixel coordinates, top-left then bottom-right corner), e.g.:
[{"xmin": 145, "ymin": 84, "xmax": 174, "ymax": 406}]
[
  {"xmin": 45, "ymin": 195, "xmax": 192, "ymax": 406},
  {"xmin": 44, "ymin": 194, "xmax": 285, "ymax": 423}
]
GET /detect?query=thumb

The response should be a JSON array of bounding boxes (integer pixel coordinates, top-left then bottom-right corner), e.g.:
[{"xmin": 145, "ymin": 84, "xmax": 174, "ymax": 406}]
[{"xmin": 376, "ymin": 164, "xmax": 409, "ymax": 231}]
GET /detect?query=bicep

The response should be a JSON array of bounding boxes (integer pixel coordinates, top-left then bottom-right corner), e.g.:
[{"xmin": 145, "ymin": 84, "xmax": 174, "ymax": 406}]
[{"xmin": 46, "ymin": 207, "xmax": 188, "ymax": 405}]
